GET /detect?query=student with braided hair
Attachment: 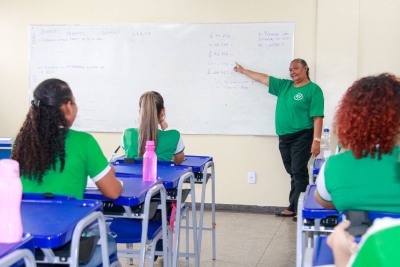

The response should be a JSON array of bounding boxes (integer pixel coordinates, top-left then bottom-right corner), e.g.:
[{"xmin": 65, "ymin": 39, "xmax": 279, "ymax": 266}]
[{"xmin": 12, "ymin": 78, "xmax": 122, "ymax": 200}]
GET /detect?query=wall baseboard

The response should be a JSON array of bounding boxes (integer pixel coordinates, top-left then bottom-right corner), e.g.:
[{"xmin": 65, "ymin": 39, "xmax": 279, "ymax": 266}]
[{"xmin": 193, "ymin": 203, "xmax": 286, "ymax": 215}]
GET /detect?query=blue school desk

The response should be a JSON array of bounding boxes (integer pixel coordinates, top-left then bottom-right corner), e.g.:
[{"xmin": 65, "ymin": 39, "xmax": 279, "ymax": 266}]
[
  {"xmin": 0, "ymin": 235, "xmax": 35, "ymax": 267},
  {"xmin": 0, "ymin": 137, "xmax": 13, "ymax": 159},
  {"xmin": 113, "ymin": 155, "xmax": 216, "ymax": 261},
  {"xmin": 296, "ymin": 184, "xmax": 339, "ymax": 267},
  {"xmin": 84, "ymin": 175, "xmax": 163, "ymax": 207},
  {"xmin": 21, "ymin": 194, "xmax": 112, "ymax": 266},
  {"xmin": 111, "ymin": 164, "xmax": 190, "ymax": 190},
  {"xmin": 179, "ymin": 156, "xmax": 216, "ymax": 261},
  {"xmin": 87, "ymin": 163, "xmax": 199, "ymax": 267},
  {"xmin": 85, "ymin": 174, "xmax": 169, "ymax": 267}
]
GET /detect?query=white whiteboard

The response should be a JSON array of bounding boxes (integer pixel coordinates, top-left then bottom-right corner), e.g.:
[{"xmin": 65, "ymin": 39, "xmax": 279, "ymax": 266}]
[{"xmin": 29, "ymin": 23, "xmax": 294, "ymax": 135}]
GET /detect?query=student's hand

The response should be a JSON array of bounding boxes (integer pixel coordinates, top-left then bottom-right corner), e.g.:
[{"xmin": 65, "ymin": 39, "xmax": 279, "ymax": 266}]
[
  {"xmin": 96, "ymin": 164, "xmax": 122, "ymax": 199},
  {"xmin": 327, "ymin": 221, "xmax": 357, "ymax": 267},
  {"xmin": 160, "ymin": 119, "xmax": 168, "ymax": 130}
]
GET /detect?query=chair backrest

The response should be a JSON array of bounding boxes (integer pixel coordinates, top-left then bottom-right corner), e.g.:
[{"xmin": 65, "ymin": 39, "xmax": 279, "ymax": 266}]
[{"xmin": 340, "ymin": 210, "xmax": 400, "ymax": 237}]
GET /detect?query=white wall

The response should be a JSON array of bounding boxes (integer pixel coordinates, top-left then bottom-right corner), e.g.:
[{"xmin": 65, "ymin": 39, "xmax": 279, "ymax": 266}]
[{"xmin": 1, "ymin": 0, "xmax": 399, "ymax": 207}]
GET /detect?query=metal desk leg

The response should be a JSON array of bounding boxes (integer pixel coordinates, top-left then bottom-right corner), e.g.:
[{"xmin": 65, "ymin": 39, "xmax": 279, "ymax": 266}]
[
  {"xmin": 196, "ymin": 161, "xmax": 216, "ymax": 261},
  {"xmin": 210, "ymin": 162, "xmax": 216, "ymax": 260},
  {"xmin": 172, "ymin": 172, "xmax": 199, "ymax": 267}
]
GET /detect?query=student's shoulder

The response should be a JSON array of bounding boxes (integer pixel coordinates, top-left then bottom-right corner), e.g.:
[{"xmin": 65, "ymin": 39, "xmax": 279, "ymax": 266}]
[
  {"xmin": 123, "ymin": 128, "xmax": 139, "ymax": 136},
  {"xmin": 67, "ymin": 129, "xmax": 97, "ymax": 143},
  {"xmin": 325, "ymin": 150, "xmax": 353, "ymax": 169},
  {"xmin": 159, "ymin": 129, "xmax": 181, "ymax": 138},
  {"xmin": 124, "ymin": 128, "xmax": 138, "ymax": 133},
  {"xmin": 68, "ymin": 129, "xmax": 93, "ymax": 138}
]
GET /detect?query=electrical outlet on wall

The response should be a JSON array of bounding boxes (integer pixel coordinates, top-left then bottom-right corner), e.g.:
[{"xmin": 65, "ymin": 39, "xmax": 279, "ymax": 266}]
[{"xmin": 248, "ymin": 171, "xmax": 256, "ymax": 184}]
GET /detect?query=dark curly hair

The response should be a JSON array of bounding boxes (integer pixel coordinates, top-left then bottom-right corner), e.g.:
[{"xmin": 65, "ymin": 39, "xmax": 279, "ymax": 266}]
[
  {"xmin": 12, "ymin": 79, "xmax": 73, "ymax": 184},
  {"xmin": 333, "ymin": 73, "xmax": 400, "ymax": 159}
]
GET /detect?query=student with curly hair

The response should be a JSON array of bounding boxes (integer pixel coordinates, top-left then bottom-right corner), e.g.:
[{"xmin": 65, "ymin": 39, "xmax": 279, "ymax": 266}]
[
  {"xmin": 12, "ymin": 78, "xmax": 122, "ymax": 200},
  {"xmin": 315, "ymin": 73, "xmax": 400, "ymax": 212}
]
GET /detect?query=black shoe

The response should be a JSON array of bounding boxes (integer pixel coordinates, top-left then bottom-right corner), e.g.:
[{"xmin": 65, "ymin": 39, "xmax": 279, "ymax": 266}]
[{"xmin": 292, "ymin": 216, "xmax": 298, "ymax": 222}]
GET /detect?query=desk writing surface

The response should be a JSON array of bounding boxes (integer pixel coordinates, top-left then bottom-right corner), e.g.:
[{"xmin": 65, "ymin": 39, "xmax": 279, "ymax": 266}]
[
  {"xmin": 0, "ymin": 235, "xmax": 34, "ymax": 259},
  {"xmin": 84, "ymin": 177, "xmax": 162, "ymax": 206},
  {"xmin": 21, "ymin": 196, "xmax": 102, "ymax": 248},
  {"xmin": 179, "ymin": 155, "xmax": 213, "ymax": 173},
  {"xmin": 303, "ymin": 184, "xmax": 339, "ymax": 219},
  {"xmin": 114, "ymin": 155, "xmax": 212, "ymax": 173},
  {"xmin": 113, "ymin": 164, "xmax": 192, "ymax": 189}
]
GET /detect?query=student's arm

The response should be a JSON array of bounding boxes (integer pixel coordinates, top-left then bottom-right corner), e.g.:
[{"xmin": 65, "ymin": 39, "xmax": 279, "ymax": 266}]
[
  {"xmin": 234, "ymin": 63, "xmax": 270, "ymax": 86},
  {"xmin": 314, "ymin": 191, "xmax": 336, "ymax": 209},
  {"xmin": 96, "ymin": 165, "xmax": 122, "ymax": 199},
  {"xmin": 173, "ymin": 151, "xmax": 185, "ymax": 165},
  {"xmin": 314, "ymin": 162, "xmax": 336, "ymax": 209},
  {"xmin": 311, "ymin": 116, "xmax": 323, "ymax": 157}
]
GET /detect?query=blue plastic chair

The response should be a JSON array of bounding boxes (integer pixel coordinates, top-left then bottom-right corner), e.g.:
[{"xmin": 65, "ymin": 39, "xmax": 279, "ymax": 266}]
[{"xmin": 108, "ymin": 184, "xmax": 170, "ymax": 267}]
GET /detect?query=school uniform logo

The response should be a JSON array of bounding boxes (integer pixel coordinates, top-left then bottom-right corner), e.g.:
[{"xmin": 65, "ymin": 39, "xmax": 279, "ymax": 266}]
[{"xmin": 294, "ymin": 93, "xmax": 303, "ymax": 100}]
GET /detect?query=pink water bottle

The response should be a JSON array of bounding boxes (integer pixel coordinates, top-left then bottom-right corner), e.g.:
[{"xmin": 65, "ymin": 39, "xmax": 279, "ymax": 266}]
[
  {"xmin": 143, "ymin": 140, "xmax": 157, "ymax": 182},
  {"xmin": 0, "ymin": 159, "xmax": 23, "ymax": 243}
]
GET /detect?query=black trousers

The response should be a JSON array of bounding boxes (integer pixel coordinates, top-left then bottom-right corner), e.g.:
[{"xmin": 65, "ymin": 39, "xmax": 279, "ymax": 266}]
[{"xmin": 278, "ymin": 128, "xmax": 313, "ymax": 213}]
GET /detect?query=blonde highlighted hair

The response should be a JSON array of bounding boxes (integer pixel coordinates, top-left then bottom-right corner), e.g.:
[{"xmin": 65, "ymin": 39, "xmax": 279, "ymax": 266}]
[{"xmin": 138, "ymin": 91, "xmax": 164, "ymax": 157}]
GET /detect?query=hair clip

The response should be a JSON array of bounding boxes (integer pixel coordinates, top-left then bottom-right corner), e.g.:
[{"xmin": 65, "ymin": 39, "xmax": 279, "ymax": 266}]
[{"xmin": 31, "ymin": 99, "xmax": 40, "ymax": 107}]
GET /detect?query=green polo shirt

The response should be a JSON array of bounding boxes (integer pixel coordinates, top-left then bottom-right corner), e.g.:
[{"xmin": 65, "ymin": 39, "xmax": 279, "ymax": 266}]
[
  {"xmin": 269, "ymin": 76, "xmax": 324, "ymax": 136},
  {"xmin": 123, "ymin": 128, "xmax": 183, "ymax": 161},
  {"xmin": 21, "ymin": 129, "xmax": 110, "ymax": 199},
  {"xmin": 351, "ymin": 218, "xmax": 400, "ymax": 266},
  {"xmin": 322, "ymin": 146, "xmax": 400, "ymax": 213}
]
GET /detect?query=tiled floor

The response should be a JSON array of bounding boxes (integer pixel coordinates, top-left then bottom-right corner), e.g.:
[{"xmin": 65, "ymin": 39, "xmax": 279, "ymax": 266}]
[{"xmin": 118, "ymin": 210, "xmax": 297, "ymax": 267}]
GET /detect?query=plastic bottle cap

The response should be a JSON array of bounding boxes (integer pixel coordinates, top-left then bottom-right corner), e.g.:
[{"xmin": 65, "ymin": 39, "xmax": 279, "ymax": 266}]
[
  {"xmin": 146, "ymin": 140, "xmax": 155, "ymax": 146},
  {"xmin": 323, "ymin": 128, "xmax": 329, "ymax": 132},
  {"xmin": 0, "ymin": 159, "xmax": 20, "ymax": 178}
]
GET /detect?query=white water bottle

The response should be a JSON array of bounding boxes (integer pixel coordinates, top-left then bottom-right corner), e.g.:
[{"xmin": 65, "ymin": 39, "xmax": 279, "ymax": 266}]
[
  {"xmin": 0, "ymin": 159, "xmax": 23, "ymax": 243},
  {"xmin": 143, "ymin": 140, "xmax": 157, "ymax": 182},
  {"xmin": 320, "ymin": 127, "xmax": 331, "ymax": 159}
]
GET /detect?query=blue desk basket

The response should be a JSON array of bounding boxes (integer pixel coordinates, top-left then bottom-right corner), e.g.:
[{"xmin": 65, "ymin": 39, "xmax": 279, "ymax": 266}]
[{"xmin": 0, "ymin": 138, "xmax": 13, "ymax": 159}]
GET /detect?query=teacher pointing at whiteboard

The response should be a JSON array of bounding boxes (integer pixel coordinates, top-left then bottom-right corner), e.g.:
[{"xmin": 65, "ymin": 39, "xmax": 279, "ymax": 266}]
[{"xmin": 234, "ymin": 58, "xmax": 324, "ymax": 221}]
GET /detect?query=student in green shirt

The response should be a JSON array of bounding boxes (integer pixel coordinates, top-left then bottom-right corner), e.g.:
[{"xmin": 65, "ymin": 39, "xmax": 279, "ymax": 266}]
[
  {"xmin": 315, "ymin": 73, "xmax": 400, "ymax": 213},
  {"xmin": 12, "ymin": 78, "xmax": 122, "ymax": 200},
  {"xmin": 328, "ymin": 218, "xmax": 400, "ymax": 267},
  {"xmin": 234, "ymin": 59, "xmax": 324, "ymax": 220},
  {"xmin": 123, "ymin": 91, "xmax": 185, "ymax": 164},
  {"xmin": 12, "ymin": 78, "xmax": 123, "ymax": 266}
]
